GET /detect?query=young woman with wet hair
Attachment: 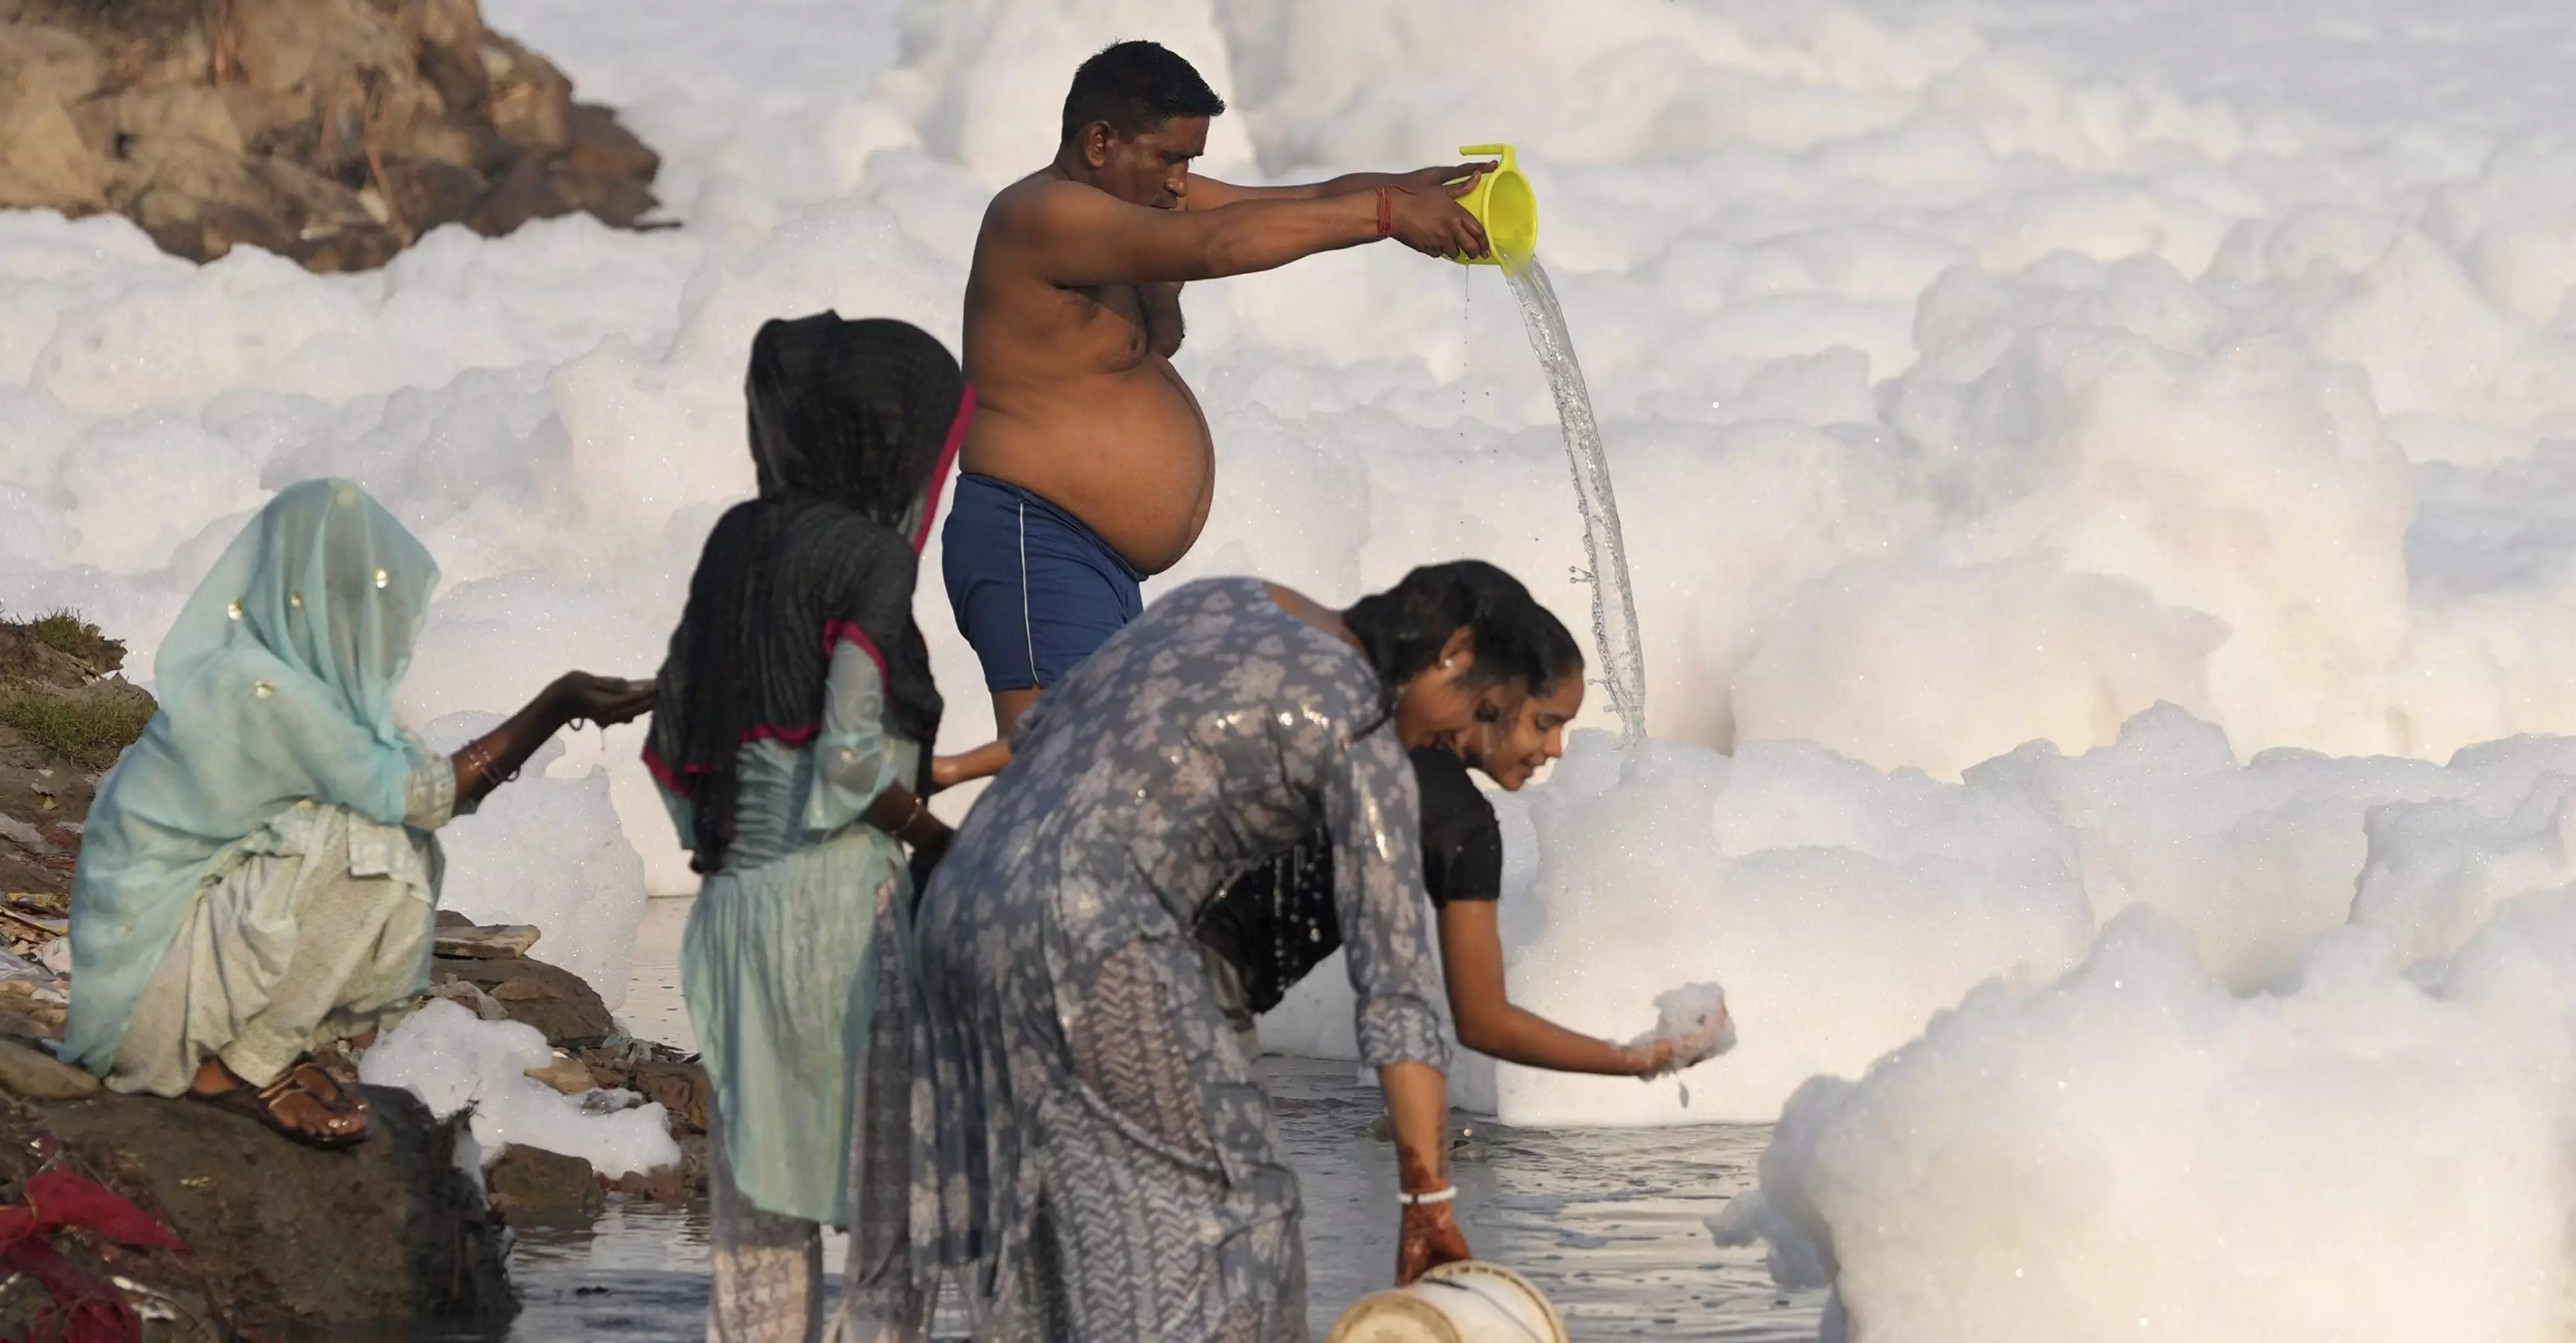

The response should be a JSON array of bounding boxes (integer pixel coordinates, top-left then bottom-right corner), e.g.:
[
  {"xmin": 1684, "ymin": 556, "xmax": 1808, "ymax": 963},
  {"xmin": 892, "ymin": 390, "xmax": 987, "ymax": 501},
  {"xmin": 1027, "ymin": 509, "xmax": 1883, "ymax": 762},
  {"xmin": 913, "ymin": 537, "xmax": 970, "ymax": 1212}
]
[
  {"xmin": 1198, "ymin": 593, "xmax": 1732, "ymax": 1083},
  {"xmin": 904, "ymin": 561, "xmax": 1565, "ymax": 1342}
]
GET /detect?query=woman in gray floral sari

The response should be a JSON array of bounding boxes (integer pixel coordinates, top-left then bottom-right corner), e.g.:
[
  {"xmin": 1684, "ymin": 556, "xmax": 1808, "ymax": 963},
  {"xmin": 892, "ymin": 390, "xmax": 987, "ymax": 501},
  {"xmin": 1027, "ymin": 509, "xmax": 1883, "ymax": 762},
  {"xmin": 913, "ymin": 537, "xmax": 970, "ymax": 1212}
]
[{"xmin": 907, "ymin": 563, "xmax": 1565, "ymax": 1342}]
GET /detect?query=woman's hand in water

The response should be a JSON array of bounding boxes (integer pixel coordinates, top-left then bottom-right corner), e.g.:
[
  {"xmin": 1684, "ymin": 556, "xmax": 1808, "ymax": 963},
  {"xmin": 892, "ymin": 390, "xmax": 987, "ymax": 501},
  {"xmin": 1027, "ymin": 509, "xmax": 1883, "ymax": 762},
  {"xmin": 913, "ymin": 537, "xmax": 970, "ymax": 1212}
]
[
  {"xmin": 553, "ymin": 673, "xmax": 656, "ymax": 728},
  {"xmin": 1396, "ymin": 1200, "xmax": 1473, "ymax": 1286}
]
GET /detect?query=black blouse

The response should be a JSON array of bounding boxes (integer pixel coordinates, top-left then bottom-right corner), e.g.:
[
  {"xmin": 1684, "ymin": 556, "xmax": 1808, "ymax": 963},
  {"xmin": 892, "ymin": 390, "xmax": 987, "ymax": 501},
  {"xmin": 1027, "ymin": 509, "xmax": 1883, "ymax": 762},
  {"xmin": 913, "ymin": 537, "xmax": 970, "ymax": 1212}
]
[{"xmin": 1195, "ymin": 745, "xmax": 1502, "ymax": 1015}]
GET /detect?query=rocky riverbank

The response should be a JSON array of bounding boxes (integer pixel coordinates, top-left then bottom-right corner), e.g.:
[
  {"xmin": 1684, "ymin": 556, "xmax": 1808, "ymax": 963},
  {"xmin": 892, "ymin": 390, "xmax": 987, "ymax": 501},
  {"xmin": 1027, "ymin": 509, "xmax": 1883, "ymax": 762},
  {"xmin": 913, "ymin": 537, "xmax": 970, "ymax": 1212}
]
[
  {"xmin": 0, "ymin": 1042, "xmax": 514, "ymax": 1337},
  {"xmin": 0, "ymin": 0, "xmax": 661, "ymax": 272}
]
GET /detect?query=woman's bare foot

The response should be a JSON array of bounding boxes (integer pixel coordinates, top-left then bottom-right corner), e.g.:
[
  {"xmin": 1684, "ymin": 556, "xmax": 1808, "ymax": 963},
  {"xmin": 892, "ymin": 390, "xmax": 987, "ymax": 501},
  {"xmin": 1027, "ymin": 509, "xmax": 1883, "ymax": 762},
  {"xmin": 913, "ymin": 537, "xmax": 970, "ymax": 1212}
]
[{"xmin": 188, "ymin": 1056, "xmax": 368, "ymax": 1147}]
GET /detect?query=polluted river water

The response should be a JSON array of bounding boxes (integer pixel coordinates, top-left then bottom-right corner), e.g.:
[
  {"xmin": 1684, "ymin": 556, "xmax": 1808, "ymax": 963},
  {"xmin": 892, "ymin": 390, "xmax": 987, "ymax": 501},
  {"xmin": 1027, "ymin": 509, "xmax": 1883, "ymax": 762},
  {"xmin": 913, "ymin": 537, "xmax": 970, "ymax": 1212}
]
[{"xmin": 473, "ymin": 897, "xmax": 1819, "ymax": 1342}]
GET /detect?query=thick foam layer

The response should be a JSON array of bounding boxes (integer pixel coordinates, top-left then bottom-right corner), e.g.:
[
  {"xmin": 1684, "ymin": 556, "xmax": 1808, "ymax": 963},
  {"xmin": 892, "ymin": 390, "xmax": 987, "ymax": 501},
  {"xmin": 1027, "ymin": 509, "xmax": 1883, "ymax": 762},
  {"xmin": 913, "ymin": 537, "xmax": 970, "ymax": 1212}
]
[
  {"xmin": 419, "ymin": 714, "xmax": 648, "ymax": 1011},
  {"xmin": 1711, "ymin": 903, "xmax": 2576, "ymax": 1341}
]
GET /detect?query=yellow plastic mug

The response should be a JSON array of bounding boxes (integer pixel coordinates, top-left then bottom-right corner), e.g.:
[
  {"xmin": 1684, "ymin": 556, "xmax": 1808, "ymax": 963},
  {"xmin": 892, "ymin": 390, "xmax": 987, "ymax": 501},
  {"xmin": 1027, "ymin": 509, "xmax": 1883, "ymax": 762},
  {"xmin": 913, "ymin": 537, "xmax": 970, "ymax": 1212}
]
[{"xmin": 1450, "ymin": 142, "xmax": 1536, "ymax": 265}]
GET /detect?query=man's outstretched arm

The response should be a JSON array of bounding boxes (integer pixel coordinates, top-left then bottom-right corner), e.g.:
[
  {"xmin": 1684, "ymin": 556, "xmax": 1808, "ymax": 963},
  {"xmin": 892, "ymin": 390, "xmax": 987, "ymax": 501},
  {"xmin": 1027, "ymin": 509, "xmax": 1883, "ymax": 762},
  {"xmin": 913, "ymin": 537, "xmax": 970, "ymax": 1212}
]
[
  {"xmin": 1189, "ymin": 161, "xmax": 1495, "ymax": 210},
  {"xmin": 1004, "ymin": 176, "xmax": 1488, "ymax": 287}
]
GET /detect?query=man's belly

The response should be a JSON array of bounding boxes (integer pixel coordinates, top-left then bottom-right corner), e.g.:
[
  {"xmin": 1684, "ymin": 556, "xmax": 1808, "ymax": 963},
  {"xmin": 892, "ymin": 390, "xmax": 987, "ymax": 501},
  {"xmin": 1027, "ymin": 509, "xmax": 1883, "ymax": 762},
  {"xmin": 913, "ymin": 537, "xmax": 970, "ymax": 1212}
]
[{"xmin": 961, "ymin": 363, "xmax": 1215, "ymax": 575}]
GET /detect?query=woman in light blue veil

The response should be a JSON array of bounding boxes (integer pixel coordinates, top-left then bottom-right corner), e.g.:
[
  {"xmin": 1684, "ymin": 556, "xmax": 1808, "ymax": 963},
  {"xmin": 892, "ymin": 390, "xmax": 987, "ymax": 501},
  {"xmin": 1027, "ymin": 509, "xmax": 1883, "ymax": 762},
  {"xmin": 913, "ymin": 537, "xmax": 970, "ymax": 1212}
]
[{"xmin": 66, "ymin": 478, "xmax": 654, "ymax": 1146}]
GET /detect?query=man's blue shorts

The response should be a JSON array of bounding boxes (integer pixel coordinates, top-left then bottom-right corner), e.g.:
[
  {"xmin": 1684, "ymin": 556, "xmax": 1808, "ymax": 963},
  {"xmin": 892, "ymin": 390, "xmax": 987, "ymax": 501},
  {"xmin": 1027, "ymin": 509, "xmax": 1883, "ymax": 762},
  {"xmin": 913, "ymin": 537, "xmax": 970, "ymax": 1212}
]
[{"xmin": 941, "ymin": 473, "xmax": 1145, "ymax": 692}]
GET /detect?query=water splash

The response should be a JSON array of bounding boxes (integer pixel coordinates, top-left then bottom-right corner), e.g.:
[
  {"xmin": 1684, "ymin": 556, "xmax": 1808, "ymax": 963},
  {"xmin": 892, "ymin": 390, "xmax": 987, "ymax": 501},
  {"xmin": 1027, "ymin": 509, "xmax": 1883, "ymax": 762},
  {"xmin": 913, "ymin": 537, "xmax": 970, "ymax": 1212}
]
[{"xmin": 1503, "ymin": 256, "xmax": 1647, "ymax": 744}]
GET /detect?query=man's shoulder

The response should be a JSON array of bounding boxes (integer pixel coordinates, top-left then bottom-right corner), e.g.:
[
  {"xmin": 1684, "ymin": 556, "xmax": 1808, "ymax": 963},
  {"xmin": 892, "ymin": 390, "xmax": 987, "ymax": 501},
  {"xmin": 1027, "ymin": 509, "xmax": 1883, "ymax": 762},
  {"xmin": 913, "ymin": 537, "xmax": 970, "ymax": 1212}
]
[
  {"xmin": 987, "ymin": 172, "xmax": 1138, "ymax": 248},
  {"xmin": 985, "ymin": 173, "xmax": 1087, "ymax": 229}
]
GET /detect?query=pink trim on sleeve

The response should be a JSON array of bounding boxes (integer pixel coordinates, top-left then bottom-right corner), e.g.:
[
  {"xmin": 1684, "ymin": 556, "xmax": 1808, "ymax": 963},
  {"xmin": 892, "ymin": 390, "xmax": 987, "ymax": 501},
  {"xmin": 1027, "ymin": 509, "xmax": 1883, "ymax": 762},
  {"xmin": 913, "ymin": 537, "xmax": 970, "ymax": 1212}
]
[
  {"xmin": 911, "ymin": 383, "xmax": 975, "ymax": 555},
  {"xmin": 823, "ymin": 619, "xmax": 892, "ymax": 687}
]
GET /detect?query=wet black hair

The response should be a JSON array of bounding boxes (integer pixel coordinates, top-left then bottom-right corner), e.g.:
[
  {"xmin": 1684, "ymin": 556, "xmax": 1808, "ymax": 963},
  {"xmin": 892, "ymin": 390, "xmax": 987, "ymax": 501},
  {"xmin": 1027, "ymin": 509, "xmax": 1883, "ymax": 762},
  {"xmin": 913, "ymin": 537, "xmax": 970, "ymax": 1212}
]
[
  {"xmin": 1344, "ymin": 560, "xmax": 1563, "ymax": 699},
  {"xmin": 1525, "ymin": 598, "xmax": 1586, "ymax": 686},
  {"xmin": 1060, "ymin": 40, "xmax": 1225, "ymax": 147}
]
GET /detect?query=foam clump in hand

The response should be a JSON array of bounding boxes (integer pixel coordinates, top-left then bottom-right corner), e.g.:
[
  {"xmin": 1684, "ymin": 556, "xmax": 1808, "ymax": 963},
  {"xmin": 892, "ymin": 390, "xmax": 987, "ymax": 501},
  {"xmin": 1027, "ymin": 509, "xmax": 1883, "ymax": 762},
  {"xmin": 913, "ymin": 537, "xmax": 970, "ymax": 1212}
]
[{"xmin": 1629, "ymin": 982, "xmax": 1737, "ymax": 1078}]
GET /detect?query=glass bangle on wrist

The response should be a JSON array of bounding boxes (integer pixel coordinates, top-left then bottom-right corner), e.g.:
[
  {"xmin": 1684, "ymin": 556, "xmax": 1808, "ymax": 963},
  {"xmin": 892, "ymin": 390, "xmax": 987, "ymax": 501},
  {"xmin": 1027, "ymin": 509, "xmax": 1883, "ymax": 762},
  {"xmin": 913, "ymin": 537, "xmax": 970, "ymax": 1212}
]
[{"xmin": 1396, "ymin": 1186, "xmax": 1456, "ymax": 1207}]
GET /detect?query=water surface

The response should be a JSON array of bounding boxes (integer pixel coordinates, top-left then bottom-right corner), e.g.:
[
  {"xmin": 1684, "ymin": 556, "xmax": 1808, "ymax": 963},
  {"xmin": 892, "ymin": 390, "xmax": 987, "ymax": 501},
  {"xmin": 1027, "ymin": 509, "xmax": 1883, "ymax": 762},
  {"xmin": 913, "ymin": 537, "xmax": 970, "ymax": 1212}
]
[{"xmin": 499, "ymin": 900, "xmax": 1819, "ymax": 1340}]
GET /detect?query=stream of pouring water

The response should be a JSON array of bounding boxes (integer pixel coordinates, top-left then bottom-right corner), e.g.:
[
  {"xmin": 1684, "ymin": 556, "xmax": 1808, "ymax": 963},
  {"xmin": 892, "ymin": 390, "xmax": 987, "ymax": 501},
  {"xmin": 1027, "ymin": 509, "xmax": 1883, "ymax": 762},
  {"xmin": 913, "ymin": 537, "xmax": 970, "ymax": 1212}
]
[{"xmin": 1504, "ymin": 257, "xmax": 1648, "ymax": 744}]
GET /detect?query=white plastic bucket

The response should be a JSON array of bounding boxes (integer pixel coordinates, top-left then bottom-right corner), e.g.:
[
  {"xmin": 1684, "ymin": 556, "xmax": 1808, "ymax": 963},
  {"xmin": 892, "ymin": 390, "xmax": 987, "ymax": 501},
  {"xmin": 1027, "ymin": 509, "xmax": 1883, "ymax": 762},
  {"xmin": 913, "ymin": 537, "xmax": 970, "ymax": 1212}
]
[{"xmin": 1327, "ymin": 1261, "xmax": 1569, "ymax": 1343}]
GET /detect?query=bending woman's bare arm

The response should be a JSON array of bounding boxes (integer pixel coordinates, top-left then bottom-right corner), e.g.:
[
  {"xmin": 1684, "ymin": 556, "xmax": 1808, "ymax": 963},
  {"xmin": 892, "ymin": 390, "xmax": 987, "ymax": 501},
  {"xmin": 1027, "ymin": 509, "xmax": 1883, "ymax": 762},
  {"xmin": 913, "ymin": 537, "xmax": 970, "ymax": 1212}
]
[{"xmin": 1438, "ymin": 901, "xmax": 1681, "ymax": 1077}]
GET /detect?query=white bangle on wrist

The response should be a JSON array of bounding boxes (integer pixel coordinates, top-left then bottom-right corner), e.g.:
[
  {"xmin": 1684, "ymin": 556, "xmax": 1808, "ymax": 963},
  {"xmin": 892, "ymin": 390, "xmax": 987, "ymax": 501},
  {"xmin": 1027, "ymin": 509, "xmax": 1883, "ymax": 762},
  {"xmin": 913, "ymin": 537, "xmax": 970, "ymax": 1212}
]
[{"xmin": 1396, "ymin": 1186, "xmax": 1456, "ymax": 1207}]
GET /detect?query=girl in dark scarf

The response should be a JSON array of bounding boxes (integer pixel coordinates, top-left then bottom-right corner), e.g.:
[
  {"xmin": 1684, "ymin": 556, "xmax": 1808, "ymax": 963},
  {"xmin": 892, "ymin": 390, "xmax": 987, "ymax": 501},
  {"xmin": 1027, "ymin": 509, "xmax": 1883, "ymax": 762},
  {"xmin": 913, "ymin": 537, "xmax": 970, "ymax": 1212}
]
[{"xmin": 645, "ymin": 313, "xmax": 969, "ymax": 1343}]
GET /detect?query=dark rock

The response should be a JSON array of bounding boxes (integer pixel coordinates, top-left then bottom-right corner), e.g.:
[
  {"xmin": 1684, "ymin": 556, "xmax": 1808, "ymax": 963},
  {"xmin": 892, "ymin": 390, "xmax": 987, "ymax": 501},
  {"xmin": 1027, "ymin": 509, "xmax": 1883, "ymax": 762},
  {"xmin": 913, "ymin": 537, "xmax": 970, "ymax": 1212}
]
[
  {"xmin": 0, "ymin": 1038, "xmax": 94, "ymax": 1100},
  {"xmin": 559, "ymin": 166, "xmax": 658, "ymax": 231},
  {"xmin": 608, "ymin": 1133, "xmax": 704, "ymax": 1204},
  {"xmin": 485, "ymin": 1143, "xmax": 600, "ymax": 1221},
  {"xmin": 565, "ymin": 102, "xmax": 659, "ymax": 182},
  {"xmin": 471, "ymin": 155, "xmax": 571, "ymax": 235},
  {"xmin": 381, "ymin": 154, "xmax": 492, "ymax": 227},
  {"xmin": 434, "ymin": 921, "xmax": 541, "ymax": 959},
  {"xmin": 3, "ymin": 1082, "xmax": 515, "ymax": 1334},
  {"xmin": 0, "ymin": 986, "xmax": 64, "ymax": 1043},
  {"xmin": 630, "ymin": 1059, "xmax": 711, "ymax": 1134},
  {"xmin": 478, "ymin": 33, "xmax": 571, "ymax": 154},
  {"xmin": 432, "ymin": 955, "xmax": 612, "ymax": 1046}
]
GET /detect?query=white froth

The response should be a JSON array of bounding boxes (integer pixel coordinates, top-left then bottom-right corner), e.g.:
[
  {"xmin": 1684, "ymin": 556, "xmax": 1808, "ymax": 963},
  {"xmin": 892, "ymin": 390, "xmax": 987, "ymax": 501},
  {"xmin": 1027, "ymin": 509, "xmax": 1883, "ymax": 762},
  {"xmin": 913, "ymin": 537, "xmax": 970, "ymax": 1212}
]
[
  {"xmin": 360, "ymin": 1000, "xmax": 679, "ymax": 1178},
  {"xmin": 418, "ymin": 714, "xmax": 649, "ymax": 1010},
  {"xmin": 1712, "ymin": 905, "xmax": 2576, "ymax": 1341}
]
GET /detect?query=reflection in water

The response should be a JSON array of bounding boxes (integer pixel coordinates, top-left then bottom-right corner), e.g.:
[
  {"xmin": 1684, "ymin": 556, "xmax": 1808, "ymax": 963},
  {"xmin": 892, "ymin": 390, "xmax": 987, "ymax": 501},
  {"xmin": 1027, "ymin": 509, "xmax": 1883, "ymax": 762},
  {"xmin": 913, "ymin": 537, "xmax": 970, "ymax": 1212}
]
[{"xmin": 485, "ymin": 898, "xmax": 1820, "ymax": 1340}]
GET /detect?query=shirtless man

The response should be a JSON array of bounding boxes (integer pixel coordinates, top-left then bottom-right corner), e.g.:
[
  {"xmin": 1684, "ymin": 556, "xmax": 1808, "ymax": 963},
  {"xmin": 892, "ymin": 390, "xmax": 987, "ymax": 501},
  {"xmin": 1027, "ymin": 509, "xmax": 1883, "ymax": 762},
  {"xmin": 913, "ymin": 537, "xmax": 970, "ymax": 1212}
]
[{"xmin": 940, "ymin": 39, "xmax": 1493, "ymax": 744}]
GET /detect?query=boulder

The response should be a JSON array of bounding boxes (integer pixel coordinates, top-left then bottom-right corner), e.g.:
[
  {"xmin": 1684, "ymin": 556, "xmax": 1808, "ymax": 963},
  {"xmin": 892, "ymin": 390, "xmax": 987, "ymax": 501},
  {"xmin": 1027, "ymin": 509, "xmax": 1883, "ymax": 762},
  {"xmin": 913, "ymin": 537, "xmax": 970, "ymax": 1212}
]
[
  {"xmin": 485, "ymin": 1143, "xmax": 601, "ymax": 1221},
  {"xmin": 523, "ymin": 1050, "xmax": 594, "ymax": 1095},
  {"xmin": 0, "ymin": 0, "xmax": 659, "ymax": 272},
  {"xmin": 432, "ymin": 955, "xmax": 612, "ymax": 1046},
  {"xmin": 0, "ymin": 1038, "xmax": 95, "ymax": 1100},
  {"xmin": 3, "ymin": 1082, "xmax": 514, "ymax": 1334},
  {"xmin": 630, "ymin": 1058, "xmax": 711, "ymax": 1134},
  {"xmin": 434, "ymin": 921, "xmax": 541, "ymax": 959},
  {"xmin": 608, "ymin": 1132, "xmax": 704, "ymax": 1204}
]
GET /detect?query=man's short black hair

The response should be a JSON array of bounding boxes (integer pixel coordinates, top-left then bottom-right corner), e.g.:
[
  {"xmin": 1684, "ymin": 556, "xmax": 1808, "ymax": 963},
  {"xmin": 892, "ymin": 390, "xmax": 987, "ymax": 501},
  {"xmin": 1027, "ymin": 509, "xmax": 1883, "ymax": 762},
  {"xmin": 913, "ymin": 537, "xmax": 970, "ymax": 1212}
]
[{"xmin": 1060, "ymin": 40, "xmax": 1225, "ymax": 146}]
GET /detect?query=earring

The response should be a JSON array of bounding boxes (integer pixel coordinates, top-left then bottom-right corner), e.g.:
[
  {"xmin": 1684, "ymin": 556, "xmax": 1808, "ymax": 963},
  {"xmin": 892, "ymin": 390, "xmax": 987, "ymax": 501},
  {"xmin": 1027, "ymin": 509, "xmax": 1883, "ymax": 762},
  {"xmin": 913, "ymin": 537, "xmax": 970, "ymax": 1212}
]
[{"xmin": 1441, "ymin": 658, "xmax": 1454, "ymax": 669}]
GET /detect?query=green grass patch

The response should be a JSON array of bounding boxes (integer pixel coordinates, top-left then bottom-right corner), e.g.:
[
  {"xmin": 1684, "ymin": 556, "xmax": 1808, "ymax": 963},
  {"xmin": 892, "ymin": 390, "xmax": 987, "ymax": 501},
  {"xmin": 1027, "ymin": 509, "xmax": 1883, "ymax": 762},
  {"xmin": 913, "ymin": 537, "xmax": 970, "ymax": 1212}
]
[
  {"xmin": 15, "ymin": 609, "xmax": 125, "ymax": 672},
  {"xmin": 0, "ymin": 692, "xmax": 156, "ymax": 770}
]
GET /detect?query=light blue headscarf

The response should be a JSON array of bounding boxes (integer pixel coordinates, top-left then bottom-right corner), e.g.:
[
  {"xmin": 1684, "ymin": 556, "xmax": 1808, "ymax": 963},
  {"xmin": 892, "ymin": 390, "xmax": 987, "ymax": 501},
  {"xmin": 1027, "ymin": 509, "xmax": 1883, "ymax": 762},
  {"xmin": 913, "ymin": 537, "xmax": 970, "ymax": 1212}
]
[{"xmin": 64, "ymin": 479, "xmax": 442, "ymax": 1075}]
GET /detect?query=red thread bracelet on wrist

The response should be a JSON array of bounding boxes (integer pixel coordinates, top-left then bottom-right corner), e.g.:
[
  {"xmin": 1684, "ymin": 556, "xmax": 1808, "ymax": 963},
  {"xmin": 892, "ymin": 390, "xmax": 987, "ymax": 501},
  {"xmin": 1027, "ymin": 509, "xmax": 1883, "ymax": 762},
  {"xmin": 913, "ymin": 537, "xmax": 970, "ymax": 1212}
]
[{"xmin": 1376, "ymin": 184, "xmax": 1393, "ymax": 239}]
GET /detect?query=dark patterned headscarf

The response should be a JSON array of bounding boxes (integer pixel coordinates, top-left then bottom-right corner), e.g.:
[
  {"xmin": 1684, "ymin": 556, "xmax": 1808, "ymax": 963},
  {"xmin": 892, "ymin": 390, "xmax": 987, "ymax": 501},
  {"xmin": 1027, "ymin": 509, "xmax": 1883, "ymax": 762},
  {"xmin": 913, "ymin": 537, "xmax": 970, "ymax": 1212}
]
[{"xmin": 644, "ymin": 314, "xmax": 971, "ymax": 872}]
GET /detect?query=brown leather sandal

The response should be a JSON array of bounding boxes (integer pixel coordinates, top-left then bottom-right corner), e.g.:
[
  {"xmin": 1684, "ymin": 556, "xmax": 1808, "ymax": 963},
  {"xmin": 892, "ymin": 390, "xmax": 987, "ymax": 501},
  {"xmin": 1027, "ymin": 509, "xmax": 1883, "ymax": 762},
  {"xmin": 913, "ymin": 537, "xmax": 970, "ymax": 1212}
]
[
  {"xmin": 192, "ymin": 1066, "xmax": 368, "ymax": 1149},
  {"xmin": 288, "ymin": 1060, "xmax": 370, "ymax": 1125}
]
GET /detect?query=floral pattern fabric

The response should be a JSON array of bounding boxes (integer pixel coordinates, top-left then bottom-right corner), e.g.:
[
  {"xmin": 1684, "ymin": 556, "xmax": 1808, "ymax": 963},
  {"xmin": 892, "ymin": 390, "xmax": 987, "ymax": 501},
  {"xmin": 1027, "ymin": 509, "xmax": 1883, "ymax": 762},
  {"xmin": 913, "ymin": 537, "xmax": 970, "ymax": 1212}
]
[{"xmin": 905, "ymin": 577, "xmax": 1448, "ymax": 1343}]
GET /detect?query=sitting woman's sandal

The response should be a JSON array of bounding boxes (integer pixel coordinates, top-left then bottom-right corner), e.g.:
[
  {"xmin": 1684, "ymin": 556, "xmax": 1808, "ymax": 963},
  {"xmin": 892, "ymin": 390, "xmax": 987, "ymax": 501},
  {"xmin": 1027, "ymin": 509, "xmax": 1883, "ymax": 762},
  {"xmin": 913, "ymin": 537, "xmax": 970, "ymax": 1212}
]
[
  {"xmin": 287, "ymin": 1060, "xmax": 371, "ymax": 1125},
  {"xmin": 192, "ymin": 1063, "xmax": 368, "ymax": 1149}
]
